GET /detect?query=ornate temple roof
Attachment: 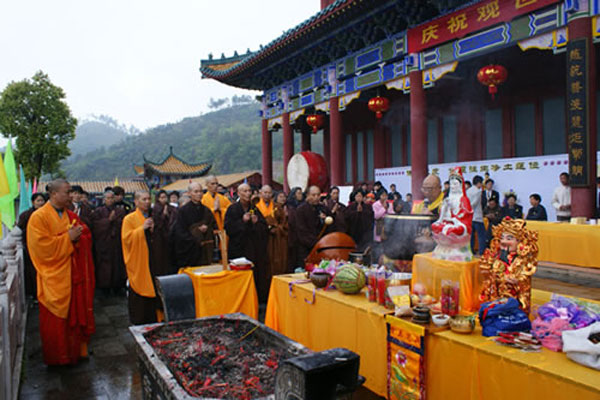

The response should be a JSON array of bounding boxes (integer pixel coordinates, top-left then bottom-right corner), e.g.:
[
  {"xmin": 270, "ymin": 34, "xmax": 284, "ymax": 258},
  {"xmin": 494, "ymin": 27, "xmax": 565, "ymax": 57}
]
[
  {"xmin": 143, "ymin": 147, "xmax": 212, "ymax": 176},
  {"xmin": 133, "ymin": 165, "xmax": 144, "ymax": 176},
  {"xmin": 200, "ymin": 0, "xmax": 472, "ymax": 90}
]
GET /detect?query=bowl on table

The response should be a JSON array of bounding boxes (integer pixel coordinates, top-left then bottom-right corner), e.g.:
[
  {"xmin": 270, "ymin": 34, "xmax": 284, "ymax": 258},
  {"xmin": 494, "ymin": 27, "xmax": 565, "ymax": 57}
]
[
  {"xmin": 449, "ymin": 315, "xmax": 476, "ymax": 334},
  {"xmin": 432, "ymin": 314, "xmax": 450, "ymax": 327}
]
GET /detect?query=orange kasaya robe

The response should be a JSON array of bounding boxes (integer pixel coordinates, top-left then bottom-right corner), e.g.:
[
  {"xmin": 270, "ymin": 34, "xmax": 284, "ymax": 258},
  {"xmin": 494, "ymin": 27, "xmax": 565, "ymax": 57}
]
[
  {"xmin": 121, "ymin": 209, "xmax": 155, "ymax": 298},
  {"xmin": 27, "ymin": 203, "xmax": 95, "ymax": 365},
  {"xmin": 202, "ymin": 192, "xmax": 231, "ymax": 231},
  {"xmin": 256, "ymin": 198, "xmax": 274, "ymax": 219}
]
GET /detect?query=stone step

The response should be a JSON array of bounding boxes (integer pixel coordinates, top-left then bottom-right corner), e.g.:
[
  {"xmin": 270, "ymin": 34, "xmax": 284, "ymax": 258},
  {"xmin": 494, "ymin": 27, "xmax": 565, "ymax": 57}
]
[{"xmin": 534, "ymin": 261, "xmax": 600, "ymax": 289}]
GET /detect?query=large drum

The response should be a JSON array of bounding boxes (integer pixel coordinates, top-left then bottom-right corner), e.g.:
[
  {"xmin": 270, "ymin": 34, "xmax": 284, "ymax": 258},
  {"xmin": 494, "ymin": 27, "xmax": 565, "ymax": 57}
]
[{"xmin": 287, "ymin": 151, "xmax": 329, "ymax": 192}]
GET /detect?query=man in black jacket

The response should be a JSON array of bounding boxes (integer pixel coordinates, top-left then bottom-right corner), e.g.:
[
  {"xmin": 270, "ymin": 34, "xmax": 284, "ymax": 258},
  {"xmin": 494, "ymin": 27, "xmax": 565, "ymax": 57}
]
[
  {"xmin": 481, "ymin": 178, "xmax": 500, "ymax": 210},
  {"xmin": 526, "ymin": 193, "xmax": 548, "ymax": 221}
]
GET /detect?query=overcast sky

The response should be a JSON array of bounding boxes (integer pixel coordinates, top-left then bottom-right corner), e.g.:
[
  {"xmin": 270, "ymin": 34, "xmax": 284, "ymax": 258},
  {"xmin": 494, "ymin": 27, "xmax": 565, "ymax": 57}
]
[{"xmin": 0, "ymin": 0, "xmax": 316, "ymax": 133}]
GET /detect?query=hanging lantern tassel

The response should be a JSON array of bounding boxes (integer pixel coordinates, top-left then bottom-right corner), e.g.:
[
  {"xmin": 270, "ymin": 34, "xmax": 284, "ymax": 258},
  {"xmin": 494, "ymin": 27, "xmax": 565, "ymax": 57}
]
[
  {"xmin": 477, "ymin": 65, "xmax": 507, "ymax": 100},
  {"xmin": 306, "ymin": 114, "xmax": 324, "ymax": 133},
  {"xmin": 368, "ymin": 96, "xmax": 390, "ymax": 120}
]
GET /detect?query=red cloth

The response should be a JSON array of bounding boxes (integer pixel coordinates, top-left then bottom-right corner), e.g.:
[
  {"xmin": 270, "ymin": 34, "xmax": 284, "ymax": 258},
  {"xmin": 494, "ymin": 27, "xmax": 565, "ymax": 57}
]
[{"xmin": 39, "ymin": 210, "xmax": 95, "ymax": 365}]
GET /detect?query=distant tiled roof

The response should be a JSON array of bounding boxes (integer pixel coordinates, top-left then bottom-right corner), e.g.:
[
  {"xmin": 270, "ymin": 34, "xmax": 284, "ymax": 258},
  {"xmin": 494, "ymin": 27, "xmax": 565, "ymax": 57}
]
[
  {"xmin": 161, "ymin": 171, "xmax": 263, "ymax": 192},
  {"xmin": 144, "ymin": 147, "xmax": 212, "ymax": 176},
  {"xmin": 40, "ymin": 180, "xmax": 148, "ymax": 195}
]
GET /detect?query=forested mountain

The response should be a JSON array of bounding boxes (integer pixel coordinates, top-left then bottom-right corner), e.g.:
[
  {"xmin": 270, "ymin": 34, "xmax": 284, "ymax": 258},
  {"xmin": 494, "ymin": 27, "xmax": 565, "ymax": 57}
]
[
  {"xmin": 70, "ymin": 117, "xmax": 130, "ymax": 155},
  {"xmin": 62, "ymin": 102, "xmax": 323, "ymax": 181}
]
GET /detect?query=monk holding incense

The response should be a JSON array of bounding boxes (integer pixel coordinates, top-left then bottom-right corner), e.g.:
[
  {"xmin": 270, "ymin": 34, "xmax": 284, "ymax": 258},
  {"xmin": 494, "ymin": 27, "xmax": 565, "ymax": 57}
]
[
  {"xmin": 121, "ymin": 191, "xmax": 160, "ymax": 325},
  {"xmin": 27, "ymin": 179, "xmax": 95, "ymax": 365}
]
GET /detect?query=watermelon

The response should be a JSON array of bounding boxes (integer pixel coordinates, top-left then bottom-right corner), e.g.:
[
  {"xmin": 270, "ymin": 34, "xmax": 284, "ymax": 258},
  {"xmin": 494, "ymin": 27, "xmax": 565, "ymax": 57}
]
[{"xmin": 333, "ymin": 264, "xmax": 366, "ymax": 294}]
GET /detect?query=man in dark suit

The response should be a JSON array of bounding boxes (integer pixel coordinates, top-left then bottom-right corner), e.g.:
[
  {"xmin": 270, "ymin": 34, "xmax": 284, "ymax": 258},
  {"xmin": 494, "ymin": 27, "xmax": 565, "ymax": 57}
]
[{"xmin": 481, "ymin": 178, "xmax": 500, "ymax": 210}]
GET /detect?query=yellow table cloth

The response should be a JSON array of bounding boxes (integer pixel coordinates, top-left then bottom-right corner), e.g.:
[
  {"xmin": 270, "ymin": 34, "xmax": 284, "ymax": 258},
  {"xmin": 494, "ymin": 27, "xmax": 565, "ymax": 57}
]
[
  {"xmin": 180, "ymin": 268, "xmax": 258, "ymax": 319},
  {"xmin": 526, "ymin": 220, "xmax": 600, "ymax": 268},
  {"xmin": 423, "ymin": 289, "xmax": 600, "ymax": 400},
  {"xmin": 265, "ymin": 273, "xmax": 390, "ymax": 397},
  {"xmin": 412, "ymin": 253, "xmax": 483, "ymax": 312}
]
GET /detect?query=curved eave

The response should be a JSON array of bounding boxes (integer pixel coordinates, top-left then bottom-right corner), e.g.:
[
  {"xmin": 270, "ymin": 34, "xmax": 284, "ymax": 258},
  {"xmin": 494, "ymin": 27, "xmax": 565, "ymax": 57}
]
[
  {"xmin": 145, "ymin": 163, "xmax": 212, "ymax": 177},
  {"xmin": 200, "ymin": 0, "xmax": 359, "ymax": 89}
]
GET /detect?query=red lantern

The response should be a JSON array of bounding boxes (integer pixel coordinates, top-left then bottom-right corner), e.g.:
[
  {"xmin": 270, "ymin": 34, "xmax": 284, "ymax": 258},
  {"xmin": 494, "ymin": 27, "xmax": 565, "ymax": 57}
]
[
  {"xmin": 368, "ymin": 96, "xmax": 389, "ymax": 119},
  {"xmin": 306, "ymin": 114, "xmax": 324, "ymax": 133},
  {"xmin": 477, "ymin": 65, "xmax": 508, "ymax": 100}
]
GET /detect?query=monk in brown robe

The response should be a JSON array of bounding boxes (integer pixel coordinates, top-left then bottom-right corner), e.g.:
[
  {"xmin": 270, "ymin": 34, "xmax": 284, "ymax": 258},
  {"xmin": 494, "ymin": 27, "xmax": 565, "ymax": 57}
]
[
  {"xmin": 152, "ymin": 190, "xmax": 177, "ymax": 275},
  {"xmin": 295, "ymin": 186, "xmax": 337, "ymax": 264},
  {"xmin": 286, "ymin": 187, "xmax": 305, "ymax": 270},
  {"xmin": 121, "ymin": 191, "xmax": 160, "ymax": 325},
  {"xmin": 224, "ymin": 183, "xmax": 269, "ymax": 302},
  {"xmin": 171, "ymin": 183, "xmax": 216, "ymax": 269},
  {"xmin": 266, "ymin": 191, "xmax": 289, "ymax": 283},
  {"xmin": 325, "ymin": 186, "xmax": 347, "ymax": 233},
  {"xmin": 345, "ymin": 190, "xmax": 374, "ymax": 252},
  {"xmin": 90, "ymin": 190, "xmax": 127, "ymax": 293},
  {"xmin": 27, "ymin": 179, "xmax": 95, "ymax": 365},
  {"xmin": 17, "ymin": 192, "xmax": 46, "ymax": 298}
]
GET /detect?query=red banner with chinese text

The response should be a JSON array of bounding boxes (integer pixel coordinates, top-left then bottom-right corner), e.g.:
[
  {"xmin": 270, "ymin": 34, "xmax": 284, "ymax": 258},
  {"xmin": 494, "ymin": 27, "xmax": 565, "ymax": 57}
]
[{"xmin": 407, "ymin": 0, "xmax": 560, "ymax": 53}]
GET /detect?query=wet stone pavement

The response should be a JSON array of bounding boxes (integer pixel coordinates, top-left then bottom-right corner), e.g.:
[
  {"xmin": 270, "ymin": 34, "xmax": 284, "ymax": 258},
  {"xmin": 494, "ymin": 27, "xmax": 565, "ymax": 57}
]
[
  {"xmin": 19, "ymin": 293, "xmax": 382, "ymax": 400},
  {"xmin": 20, "ymin": 293, "xmax": 142, "ymax": 400}
]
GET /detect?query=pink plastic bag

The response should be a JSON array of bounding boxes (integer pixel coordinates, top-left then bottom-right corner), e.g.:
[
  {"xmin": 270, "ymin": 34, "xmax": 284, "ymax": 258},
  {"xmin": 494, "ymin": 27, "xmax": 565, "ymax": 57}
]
[{"xmin": 531, "ymin": 317, "xmax": 574, "ymax": 352}]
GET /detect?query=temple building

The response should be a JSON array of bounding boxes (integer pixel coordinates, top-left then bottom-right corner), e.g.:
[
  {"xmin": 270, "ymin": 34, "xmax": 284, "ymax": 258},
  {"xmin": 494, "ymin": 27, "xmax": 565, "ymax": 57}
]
[
  {"xmin": 133, "ymin": 146, "xmax": 212, "ymax": 189},
  {"xmin": 200, "ymin": 0, "xmax": 600, "ymax": 217}
]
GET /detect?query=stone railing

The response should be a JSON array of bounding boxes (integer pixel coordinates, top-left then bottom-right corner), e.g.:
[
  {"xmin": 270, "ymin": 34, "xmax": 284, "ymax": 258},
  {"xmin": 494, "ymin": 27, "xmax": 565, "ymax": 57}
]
[{"xmin": 0, "ymin": 227, "xmax": 26, "ymax": 400}]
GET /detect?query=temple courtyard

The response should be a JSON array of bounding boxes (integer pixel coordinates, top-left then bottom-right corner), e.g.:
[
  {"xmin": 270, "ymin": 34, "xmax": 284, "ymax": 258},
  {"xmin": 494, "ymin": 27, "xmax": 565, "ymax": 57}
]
[{"xmin": 18, "ymin": 272, "xmax": 600, "ymax": 400}]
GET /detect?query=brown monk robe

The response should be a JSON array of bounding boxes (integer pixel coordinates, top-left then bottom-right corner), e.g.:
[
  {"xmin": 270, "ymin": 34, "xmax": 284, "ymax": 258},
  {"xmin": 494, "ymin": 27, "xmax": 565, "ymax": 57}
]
[
  {"xmin": 17, "ymin": 193, "xmax": 47, "ymax": 297},
  {"xmin": 295, "ymin": 186, "xmax": 336, "ymax": 264},
  {"xmin": 267, "ymin": 192, "xmax": 289, "ymax": 276},
  {"xmin": 345, "ymin": 190, "xmax": 374, "ymax": 252},
  {"xmin": 151, "ymin": 190, "xmax": 177, "ymax": 275},
  {"xmin": 325, "ymin": 186, "xmax": 347, "ymax": 233},
  {"xmin": 171, "ymin": 183, "xmax": 216, "ymax": 269},
  {"xmin": 225, "ymin": 183, "xmax": 269, "ymax": 302},
  {"xmin": 90, "ymin": 190, "xmax": 127, "ymax": 291},
  {"xmin": 121, "ymin": 191, "xmax": 161, "ymax": 325}
]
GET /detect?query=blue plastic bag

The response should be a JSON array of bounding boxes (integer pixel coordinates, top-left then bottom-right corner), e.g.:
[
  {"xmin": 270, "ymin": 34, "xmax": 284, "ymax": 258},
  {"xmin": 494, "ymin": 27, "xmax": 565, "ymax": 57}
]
[{"xmin": 479, "ymin": 297, "xmax": 532, "ymax": 337}]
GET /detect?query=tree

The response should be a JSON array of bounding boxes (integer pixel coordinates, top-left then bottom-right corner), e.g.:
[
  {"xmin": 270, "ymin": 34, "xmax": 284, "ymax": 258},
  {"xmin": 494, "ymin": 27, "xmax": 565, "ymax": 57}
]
[{"xmin": 0, "ymin": 71, "xmax": 77, "ymax": 180}]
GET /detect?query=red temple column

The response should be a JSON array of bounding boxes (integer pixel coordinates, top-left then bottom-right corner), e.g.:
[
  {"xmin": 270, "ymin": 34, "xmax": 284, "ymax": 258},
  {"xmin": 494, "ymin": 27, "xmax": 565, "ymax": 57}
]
[
  {"xmin": 283, "ymin": 112, "xmax": 294, "ymax": 192},
  {"xmin": 569, "ymin": 16, "xmax": 597, "ymax": 218},
  {"xmin": 301, "ymin": 129, "xmax": 312, "ymax": 151},
  {"xmin": 410, "ymin": 70, "xmax": 427, "ymax": 200},
  {"xmin": 374, "ymin": 121, "xmax": 386, "ymax": 169},
  {"xmin": 261, "ymin": 119, "xmax": 272, "ymax": 185},
  {"xmin": 323, "ymin": 125, "xmax": 331, "ymax": 169},
  {"xmin": 329, "ymin": 96, "xmax": 344, "ymax": 186}
]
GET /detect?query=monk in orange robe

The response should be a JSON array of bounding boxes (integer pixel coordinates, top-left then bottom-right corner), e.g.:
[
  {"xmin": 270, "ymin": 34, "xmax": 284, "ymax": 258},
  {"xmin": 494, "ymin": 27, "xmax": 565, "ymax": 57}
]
[
  {"xmin": 201, "ymin": 175, "xmax": 231, "ymax": 232},
  {"xmin": 121, "ymin": 190, "xmax": 160, "ymax": 325},
  {"xmin": 27, "ymin": 179, "xmax": 95, "ymax": 365}
]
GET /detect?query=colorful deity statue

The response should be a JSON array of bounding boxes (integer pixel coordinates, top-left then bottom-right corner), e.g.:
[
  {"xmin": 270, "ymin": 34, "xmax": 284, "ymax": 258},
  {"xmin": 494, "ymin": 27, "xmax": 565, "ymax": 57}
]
[
  {"xmin": 479, "ymin": 217, "xmax": 538, "ymax": 314},
  {"xmin": 430, "ymin": 167, "xmax": 473, "ymax": 261}
]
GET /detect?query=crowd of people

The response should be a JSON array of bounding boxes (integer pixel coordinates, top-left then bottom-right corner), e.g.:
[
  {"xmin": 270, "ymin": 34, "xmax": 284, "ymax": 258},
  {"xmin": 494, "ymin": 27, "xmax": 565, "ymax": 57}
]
[{"xmin": 19, "ymin": 171, "xmax": 572, "ymax": 366}]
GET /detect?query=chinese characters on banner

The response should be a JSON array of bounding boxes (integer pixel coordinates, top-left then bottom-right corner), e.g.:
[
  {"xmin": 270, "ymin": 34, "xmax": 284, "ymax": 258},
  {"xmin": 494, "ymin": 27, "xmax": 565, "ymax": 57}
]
[
  {"xmin": 387, "ymin": 317, "xmax": 426, "ymax": 400},
  {"xmin": 566, "ymin": 38, "xmax": 589, "ymax": 187},
  {"xmin": 407, "ymin": 0, "xmax": 560, "ymax": 53}
]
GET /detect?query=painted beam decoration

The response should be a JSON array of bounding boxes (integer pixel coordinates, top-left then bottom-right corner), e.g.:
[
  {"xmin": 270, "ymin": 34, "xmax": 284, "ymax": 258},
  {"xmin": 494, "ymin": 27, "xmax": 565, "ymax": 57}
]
[
  {"xmin": 408, "ymin": 0, "xmax": 561, "ymax": 53},
  {"xmin": 566, "ymin": 37, "xmax": 590, "ymax": 186}
]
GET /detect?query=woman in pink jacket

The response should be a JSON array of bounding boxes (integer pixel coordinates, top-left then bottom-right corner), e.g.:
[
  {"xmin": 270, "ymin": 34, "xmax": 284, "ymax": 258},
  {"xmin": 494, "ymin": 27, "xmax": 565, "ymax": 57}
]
[{"xmin": 373, "ymin": 190, "xmax": 394, "ymax": 243}]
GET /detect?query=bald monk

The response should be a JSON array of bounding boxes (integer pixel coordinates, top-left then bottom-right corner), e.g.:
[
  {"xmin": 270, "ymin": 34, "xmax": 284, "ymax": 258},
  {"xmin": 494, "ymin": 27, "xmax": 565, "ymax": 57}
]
[
  {"xmin": 171, "ymin": 182, "xmax": 216, "ymax": 269},
  {"xmin": 295, "ymin": 186, "xmax": 337, "ymax": 264},
  {"xmin": 121, "ymin": 191, "xmax": 161, "ymax": 325},
  {"xmin": 224, "ymin": 183, "xmax": 269, "ymax": 302},
  {"xmin": 412, "ymin": 174, "xmax": 444, "ymax": 217},
  {"xmin": 27, "ymin": 179, "xmax": 95, "ymax": 365},
  {"xmin": 256, "ymin": 185, "xmax": 274, "ymax": 218},
  {"xmin": 202, "ymin": 175, "xmax": 231, "ymax": 232}
]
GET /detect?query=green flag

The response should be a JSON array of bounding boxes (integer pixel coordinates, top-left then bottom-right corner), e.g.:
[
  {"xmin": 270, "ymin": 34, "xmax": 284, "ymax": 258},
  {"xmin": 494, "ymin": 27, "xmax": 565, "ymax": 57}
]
[
  {"xmin": 4, "ymin": 140, "xmax": 18, "ymax": 199},
  {"xmin": 0, "ymin": 139, "xmax": 17, "ymax": 228}
]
